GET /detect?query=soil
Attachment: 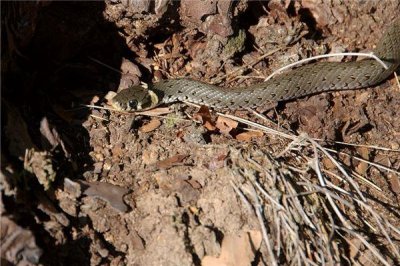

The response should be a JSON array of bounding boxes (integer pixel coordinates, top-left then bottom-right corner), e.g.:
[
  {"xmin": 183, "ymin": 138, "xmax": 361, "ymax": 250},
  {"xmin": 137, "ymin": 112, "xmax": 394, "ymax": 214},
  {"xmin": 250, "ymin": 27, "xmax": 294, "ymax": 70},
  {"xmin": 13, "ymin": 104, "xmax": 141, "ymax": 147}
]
[{"xmin": 1, "ymin": 1, "xmax": 400, "ymax": 266}]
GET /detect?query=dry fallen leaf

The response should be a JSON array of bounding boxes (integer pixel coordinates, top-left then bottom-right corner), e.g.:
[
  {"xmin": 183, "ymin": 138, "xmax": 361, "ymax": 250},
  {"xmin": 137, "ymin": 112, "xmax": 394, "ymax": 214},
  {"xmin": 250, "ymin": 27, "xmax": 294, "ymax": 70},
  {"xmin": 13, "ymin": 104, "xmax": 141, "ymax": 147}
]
[
  {"xmin": 321, "ymin": 156, "xmax": 336, "ymax": 170},
  {"xmin": 204, "ymin": 121, "xmax": 217, "ymax": 131},
  {"xmin": 388, "ymin": 172, "xmax": 400, "ymax": 195},
  {"xmin": 139, "ymin": 118, "xmax": 162, "ymax": 133},
  {"xmin": 215, "ymin": 116, "xmax": 238, "ymax": 135},
  {"xmin": 235, "ymin": 130, "xmax": 263, "ymax": 141},
  {"xmin": 152, "ymin": 154, "xmax": 187, "ymax": 170},
  {"xmin": 176, "ymin": 128, "xmax": 184, "ymax": 138},
  {"xmin": 355, "ymin": 146, "xmax": 369, "ymax": 176},
  {"xmin": 193, "ymin": 106, "xmax": 216, "ymax": 131},
  {"xmin": 40, "ymin": 117, "xmax": 69, "ymax": 157},
  {"xmin": 202, "ymin": 230, "xmax": 262, "ymax": 266},
  {"xmin": 348, "ymin": 237, "xmax": 363, "ymax": 259}
]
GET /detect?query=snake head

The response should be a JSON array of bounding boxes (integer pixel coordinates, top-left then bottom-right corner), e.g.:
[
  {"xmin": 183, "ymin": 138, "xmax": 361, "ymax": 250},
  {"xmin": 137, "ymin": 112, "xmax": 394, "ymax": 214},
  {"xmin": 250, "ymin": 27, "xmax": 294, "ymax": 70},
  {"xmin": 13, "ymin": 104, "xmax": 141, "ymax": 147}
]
[{"xmin": 110, "ymin": 86, "xmax": 159, "ymax": 112}]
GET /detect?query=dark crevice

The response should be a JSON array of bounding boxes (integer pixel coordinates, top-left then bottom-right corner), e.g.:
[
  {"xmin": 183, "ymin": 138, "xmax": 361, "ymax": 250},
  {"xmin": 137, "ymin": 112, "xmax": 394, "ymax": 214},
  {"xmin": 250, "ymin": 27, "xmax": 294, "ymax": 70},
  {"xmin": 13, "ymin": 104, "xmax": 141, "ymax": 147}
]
[{"xmin": 298, "ymin": 8, "xmax": 323, "ymax": 40}]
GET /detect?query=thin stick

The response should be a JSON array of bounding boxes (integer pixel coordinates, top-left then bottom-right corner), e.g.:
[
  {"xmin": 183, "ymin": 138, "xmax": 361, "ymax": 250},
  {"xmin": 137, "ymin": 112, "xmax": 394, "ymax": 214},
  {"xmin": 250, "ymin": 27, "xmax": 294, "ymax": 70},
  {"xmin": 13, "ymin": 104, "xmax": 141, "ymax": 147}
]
[
  {"xmin": 395, "ymin": 72, "xmax": 400, "ymax": 90},
  {"xmin": 88, "ymin": 56, "xmax": 122, "ymax": 74},
  {"xmin": 247, "ymin": 184, "xmax": 278, "ymax": 266},
  {"xmin": 84, "ymin": 104, "xmax": 116, "ymax": 111}
]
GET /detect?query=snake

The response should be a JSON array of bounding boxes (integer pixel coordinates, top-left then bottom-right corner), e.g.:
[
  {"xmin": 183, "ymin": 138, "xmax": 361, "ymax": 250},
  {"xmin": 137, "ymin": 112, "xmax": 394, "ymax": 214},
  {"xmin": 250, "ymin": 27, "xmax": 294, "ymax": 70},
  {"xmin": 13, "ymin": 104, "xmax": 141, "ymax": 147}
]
[{"xmin": 110, "ymin": 18, "xmax": 400, "ymax": 112}]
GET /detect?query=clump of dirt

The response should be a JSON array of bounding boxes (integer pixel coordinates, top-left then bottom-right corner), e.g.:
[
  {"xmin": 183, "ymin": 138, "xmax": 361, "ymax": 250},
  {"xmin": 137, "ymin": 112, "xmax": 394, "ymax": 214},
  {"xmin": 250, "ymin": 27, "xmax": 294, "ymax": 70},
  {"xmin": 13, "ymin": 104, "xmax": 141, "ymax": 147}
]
[{"xmin": 1, "ymin": 1, "xmax": 400, "ymax": 265}]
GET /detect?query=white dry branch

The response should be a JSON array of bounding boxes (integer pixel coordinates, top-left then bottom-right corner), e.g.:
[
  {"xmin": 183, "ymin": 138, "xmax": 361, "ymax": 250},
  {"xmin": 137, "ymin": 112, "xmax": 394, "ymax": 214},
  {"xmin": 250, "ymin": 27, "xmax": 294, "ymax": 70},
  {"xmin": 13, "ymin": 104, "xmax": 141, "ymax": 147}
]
[{"xmin": 264, "ymin": 52, "xmax": 389, "ymax": 82}]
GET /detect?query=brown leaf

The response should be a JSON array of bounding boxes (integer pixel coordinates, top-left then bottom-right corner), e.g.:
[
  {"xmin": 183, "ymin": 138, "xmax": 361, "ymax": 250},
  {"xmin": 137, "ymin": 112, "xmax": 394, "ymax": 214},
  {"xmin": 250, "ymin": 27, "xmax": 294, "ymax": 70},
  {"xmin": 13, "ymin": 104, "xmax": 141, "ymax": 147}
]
[
  {"xmin": 235, "ymin": 131, "xmax": 263, "ymax": 141},
  {"xmin": 139, "ymin": 118, "xmax": 162, "ymax": 133},
  {"xmin": 355, "ymin": 147, "xmax": 369, "ymax": 176},
  {"xmin": 40, "ymin": 117, "xmax": 69, "ymax": 157},
  {"xmin": 204, "ymin": 120, "xmax": 217, "ymax": 131},
  {"xmin": 176, "ymin": 128, "xmax": 184, "ymax": 138},
  {"xmin": 348, "ymin": 237, "xmax": 362, "ymax": 259},
  {"xmin": 389, "ymin": 173, "xmax": 400, "ymax": 195},
  {"xmin": 193, "ymin": 106, "xmax": 216, "ymax": 131},
  {"xmin": 186, "ymin": 179, "xmax": 202, "ymax": 189},
  {"xmin": 322, "ymin": 157, "xmax": 336, "ymax": 170},
  {"xmin": 153, "ymin": 154, "xmax": 187, "ymax": 170},
  {"xmin": 216, "ymin": 116, "xmax": 238, "ymax": 134}
]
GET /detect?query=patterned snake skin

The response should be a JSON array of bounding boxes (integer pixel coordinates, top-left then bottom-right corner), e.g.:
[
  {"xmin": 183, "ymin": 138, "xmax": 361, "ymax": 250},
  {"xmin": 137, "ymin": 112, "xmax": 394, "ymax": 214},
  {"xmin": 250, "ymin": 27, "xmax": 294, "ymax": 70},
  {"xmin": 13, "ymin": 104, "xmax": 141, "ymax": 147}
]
[{"xmin": 111, "ymin": 18, "xmax": 400, "ymax": 111}]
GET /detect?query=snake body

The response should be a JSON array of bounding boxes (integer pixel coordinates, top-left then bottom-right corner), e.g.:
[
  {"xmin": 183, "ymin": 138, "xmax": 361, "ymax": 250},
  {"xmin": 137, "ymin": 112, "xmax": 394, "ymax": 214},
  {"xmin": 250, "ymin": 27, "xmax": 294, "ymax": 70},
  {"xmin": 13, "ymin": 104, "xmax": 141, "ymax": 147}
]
[{"xmin": 111, "ymin": 18, "xmax": 400, "ymax": 111}]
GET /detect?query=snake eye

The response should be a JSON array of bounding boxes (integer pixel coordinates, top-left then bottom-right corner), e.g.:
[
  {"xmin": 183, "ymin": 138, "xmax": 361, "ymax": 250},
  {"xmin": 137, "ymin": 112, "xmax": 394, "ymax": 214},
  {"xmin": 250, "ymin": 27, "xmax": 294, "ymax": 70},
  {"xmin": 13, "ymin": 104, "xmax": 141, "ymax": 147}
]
[{"xmin": 128, "ymin": 99, "xmax": 138, "ymax": 109}]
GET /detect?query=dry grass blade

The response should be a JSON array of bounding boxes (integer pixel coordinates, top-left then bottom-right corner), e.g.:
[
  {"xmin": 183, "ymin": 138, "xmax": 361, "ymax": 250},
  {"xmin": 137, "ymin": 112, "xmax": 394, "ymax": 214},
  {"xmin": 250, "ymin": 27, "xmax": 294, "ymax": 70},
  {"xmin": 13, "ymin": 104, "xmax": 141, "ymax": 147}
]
[
  {"xmin": 314, "ymin": 138, "xmax": 400, "ymax": 152},
  {"xmin": 247, "ymin": 184, "xmax": 278, "ymax": 266},
  {"xmin": 225, "ymin": 128, "xmax": 397, "ymax": 265},
  {"xmin": 89, "ymin": 114, "xmax": 109, "ymax": 121},
  {"xmin": 306, "ymin": 136, "xmax": 367, "ymax": 202},
  {"xmin": 324, "ymin": 147, "xmax": 400, "ymax": 175},
  {"xmin": 264, "ymin": 52, "xmax": 388, "ymax": 82},
  {"xmin": 231, "ymin": 177, "xmax": 278, "ymax": 266},
  {"xmin": 84, "ymin": 104, "xmax": 119, "ymax": 112},
  {"xmin": 219, "ymin": 112, "xmax": 398, "ymax": 179},
  {"xmin": 352, "ymin": 198, "xmax": 400, "ymax": 258},
  {"xmin": 395, "ymin": 72, "xmax": 400, "ymax": 90}
]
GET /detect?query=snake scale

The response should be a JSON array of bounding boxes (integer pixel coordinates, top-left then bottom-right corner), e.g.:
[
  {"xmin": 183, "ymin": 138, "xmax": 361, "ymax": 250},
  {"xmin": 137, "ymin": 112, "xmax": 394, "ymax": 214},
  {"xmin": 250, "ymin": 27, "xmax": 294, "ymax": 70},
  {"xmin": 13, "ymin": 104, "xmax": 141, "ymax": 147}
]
[{"xmin": 111, "ymin": 18, "xmax": 400, "ymax": 112}]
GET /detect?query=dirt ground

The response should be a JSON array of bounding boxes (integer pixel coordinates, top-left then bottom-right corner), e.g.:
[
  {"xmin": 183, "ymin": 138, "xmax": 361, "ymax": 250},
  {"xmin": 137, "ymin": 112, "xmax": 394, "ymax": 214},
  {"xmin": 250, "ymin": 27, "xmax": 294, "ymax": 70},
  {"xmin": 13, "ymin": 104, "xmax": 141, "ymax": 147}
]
[{"xmin": 1, "ymin": 1, "xmax": 400, "ymax": 265}]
